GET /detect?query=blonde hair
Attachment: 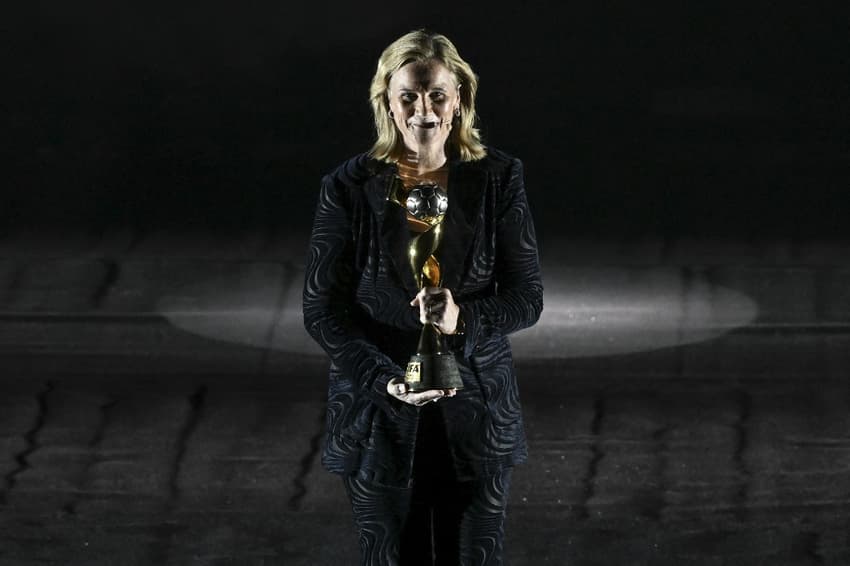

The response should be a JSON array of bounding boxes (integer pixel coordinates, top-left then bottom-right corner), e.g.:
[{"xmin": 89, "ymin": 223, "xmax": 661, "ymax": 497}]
[{"xmin": 368, "ymin": 30, "xmax": 486, "ymax": 163}]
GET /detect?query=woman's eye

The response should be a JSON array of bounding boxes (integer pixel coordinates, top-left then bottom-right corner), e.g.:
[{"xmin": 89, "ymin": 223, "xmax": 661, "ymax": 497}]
[
  {"xmin": 430, "ymin": 92, "xmax": 446, "ymax": 101},
  {"xmin": 401, "ymin": 94, "xmax": 417, "ymax": 103}
]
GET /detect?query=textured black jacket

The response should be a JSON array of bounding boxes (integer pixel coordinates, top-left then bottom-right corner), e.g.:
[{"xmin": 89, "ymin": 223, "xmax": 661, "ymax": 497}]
[{"xmin": 303, "ymin": 147, "xmax": 543, "ymax": 487}]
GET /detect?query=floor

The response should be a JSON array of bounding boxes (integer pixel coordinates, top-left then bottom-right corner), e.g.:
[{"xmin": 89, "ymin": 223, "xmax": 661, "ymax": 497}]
[{"xmin": 1, "ymin": 231, "xmax": 849, "ymax": 565}]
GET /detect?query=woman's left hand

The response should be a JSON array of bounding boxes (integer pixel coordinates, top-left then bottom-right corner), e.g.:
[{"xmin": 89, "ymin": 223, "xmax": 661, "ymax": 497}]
[{"xmin": 410, "ymin": 287, "xmax": 460, "ymax": 334}]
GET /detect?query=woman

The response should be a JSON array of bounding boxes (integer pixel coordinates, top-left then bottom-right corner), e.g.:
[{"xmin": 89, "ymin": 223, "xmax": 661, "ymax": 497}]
[{"xmin": 303, "ymin": 30, "xmax": 543, "ymax": 565}]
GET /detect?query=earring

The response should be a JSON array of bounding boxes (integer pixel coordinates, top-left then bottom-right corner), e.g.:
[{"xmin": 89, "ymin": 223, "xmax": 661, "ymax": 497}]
[
  {"xmin": 388, "ymin": 109, "xmax": 395, "ymax": 118},
  {"xmin": 454, "ymin": 107, "xmax": 461, "ymax": 117}
]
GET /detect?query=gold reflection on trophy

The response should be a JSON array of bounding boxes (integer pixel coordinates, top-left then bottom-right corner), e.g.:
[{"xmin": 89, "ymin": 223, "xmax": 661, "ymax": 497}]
[{"xmin": 388, "ymin": 176, "xmax": 463, "ymax": 391}]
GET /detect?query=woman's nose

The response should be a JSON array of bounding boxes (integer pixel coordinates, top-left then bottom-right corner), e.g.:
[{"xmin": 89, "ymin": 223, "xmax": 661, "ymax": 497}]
[{"xmin": 415, "ymin": 96, "xmax": 431, "ymax": 115}]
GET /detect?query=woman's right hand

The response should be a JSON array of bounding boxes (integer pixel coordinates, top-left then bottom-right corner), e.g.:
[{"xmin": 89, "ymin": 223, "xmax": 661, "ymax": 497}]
[{"xmin": 387, "ymin": 377, "xmax": 457, "ymax": 407}]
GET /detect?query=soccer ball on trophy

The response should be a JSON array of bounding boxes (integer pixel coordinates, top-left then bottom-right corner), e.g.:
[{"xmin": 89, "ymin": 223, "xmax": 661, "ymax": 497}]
[{"xmin": 405, "ymin": 184, "xmax": 449, "ymax": 226}]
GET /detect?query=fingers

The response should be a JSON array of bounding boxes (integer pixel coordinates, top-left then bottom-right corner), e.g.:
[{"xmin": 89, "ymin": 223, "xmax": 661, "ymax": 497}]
[
  {"xmin": 409, "ymin": 389, "xmax": 457, "ymax": 404},
  {"xmin": 388, "ymin": 377, "xmax": 408, "ymax": 397},
  {"xmin": 406, "ymin": 390, "xmax": 447, "ymax": 405},
  {"xmin": 410, "ymin": 287, "xmax": 453, "ymax": 305},
  {"xmin": 410, "ymin": 287, "xmax": 456, "ymax": 327},
  {"xmin": 387, "ymin": 378, "xmax": 458, "ymax": 407}
]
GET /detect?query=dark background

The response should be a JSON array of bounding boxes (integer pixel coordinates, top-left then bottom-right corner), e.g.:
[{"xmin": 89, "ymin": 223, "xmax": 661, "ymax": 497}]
[
  {"xmin": 4, "ymin": 3, "xmax": 847, "ymax": 242},
  {"xmin": 2, "ymin": 6, "xmax": 850, "ymax": 564}
]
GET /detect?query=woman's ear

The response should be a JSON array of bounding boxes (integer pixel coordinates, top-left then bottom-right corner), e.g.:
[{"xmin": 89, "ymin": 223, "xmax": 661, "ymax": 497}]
[{"xmin": 386, "ymin": 94, "xmax": 394, "ymax": 119}]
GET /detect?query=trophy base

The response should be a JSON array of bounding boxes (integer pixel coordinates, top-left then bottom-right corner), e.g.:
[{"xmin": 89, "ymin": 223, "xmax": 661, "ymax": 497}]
[{"xmin": 404, "ymin": 352, "xmax": 464, "ymax": 392}]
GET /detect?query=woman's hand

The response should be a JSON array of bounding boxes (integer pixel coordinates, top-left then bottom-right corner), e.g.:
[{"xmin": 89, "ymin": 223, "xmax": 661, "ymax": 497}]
[
  {"xmin": 410, "ymin": 287, "xmax": 460, "ymax": 334},
  {"xmin": 387, "ymin": 377, "xmax": 457, "ymax": 407}
]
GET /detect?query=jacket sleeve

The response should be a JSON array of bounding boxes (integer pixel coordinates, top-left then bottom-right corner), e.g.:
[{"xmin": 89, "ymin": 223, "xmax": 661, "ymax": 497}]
[
  {"xmin": 458, "ymin": 158, "xmax": 544, "ymax": 359},
  {"xmin": 302, "ymin": 174, "xmax": 404, "ymax": 416}
]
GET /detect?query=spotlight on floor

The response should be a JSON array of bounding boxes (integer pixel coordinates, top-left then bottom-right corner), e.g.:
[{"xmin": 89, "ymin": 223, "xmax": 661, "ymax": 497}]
[{"xmin": 158, "ymin": 264, "xmax": 757, "ymax": 359}]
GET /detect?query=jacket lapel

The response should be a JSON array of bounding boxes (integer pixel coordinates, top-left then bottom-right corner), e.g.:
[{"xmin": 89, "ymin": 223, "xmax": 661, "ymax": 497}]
[
  {"xmin": 439, "ymin": 160, "xmax": 486, "ymax": 292},
  {"xmin": 363, "ymin": 165, "xmax": 420, "ymax": 295},
  {"xmin": 362, "ymin": 158, "xmax": 487, "ymax": 295}
]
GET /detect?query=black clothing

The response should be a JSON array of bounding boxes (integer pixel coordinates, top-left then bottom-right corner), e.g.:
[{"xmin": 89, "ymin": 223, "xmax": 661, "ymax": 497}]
[
  {"xmin": 344, "ymin": 404, "xmax": 513, "ymax": 565},
  {"xmin": 303, "ymin": 147, "xmax": 543, "ymax": 488}
]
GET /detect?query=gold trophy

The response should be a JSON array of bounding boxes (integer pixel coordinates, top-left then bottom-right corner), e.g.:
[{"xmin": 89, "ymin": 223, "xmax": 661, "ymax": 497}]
[{"xmin": 388, "ymin": 177, "xmax": 464, "ymax": 392}]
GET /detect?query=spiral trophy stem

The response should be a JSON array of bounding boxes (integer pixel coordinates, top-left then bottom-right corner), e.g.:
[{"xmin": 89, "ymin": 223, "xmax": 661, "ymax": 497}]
[{"xmin": 388, "ymin": 176, "xmax": 463, "ymax": 392}]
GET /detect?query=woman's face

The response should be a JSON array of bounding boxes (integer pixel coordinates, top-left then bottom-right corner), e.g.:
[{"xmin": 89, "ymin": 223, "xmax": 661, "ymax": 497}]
[{"xmin": 387, "ymin": 59, "xmax": 460, "ymax": 156}]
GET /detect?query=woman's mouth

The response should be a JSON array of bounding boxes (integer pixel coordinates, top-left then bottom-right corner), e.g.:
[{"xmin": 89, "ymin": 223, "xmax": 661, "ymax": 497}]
[{"xmin": 408, "ymin": 120, "xmax": 439, "ymax": 129}]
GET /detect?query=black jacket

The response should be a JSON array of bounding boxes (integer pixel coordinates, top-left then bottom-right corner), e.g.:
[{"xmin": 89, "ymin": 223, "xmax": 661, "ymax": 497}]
[{"xmin": 303, "ymin": 147, "xmax": 543, "ymax": 487}]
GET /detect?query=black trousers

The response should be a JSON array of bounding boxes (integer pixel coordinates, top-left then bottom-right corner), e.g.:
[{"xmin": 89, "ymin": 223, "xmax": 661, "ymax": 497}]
[{"xmin": 343, "ymin": 404, "xmax": 513, "ymax": 566}]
